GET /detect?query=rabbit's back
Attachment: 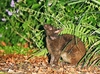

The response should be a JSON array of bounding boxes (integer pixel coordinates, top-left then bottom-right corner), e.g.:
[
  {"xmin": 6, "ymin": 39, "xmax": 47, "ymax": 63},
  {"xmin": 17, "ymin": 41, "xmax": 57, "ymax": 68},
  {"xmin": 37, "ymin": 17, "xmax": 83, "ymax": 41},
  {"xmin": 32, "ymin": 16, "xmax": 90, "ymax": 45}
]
[{"xmin": 61, "ymin": 34, "xmax": 86, "ymax": 65}]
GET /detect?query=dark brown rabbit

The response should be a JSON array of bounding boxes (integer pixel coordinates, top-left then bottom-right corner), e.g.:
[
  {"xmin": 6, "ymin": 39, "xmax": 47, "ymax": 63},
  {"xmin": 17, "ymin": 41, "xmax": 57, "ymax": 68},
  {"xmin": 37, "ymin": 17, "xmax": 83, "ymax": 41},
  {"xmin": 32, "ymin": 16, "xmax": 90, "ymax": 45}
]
[{"xmin": 44, "ymin": 24, "xmax": 86, "ymax": 66}]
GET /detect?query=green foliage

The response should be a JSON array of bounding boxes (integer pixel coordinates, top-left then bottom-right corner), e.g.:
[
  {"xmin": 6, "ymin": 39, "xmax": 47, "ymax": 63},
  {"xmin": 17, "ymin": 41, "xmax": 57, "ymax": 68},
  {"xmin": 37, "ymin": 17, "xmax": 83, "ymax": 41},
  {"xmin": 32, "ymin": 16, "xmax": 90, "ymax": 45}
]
[
  {"xmin": 0, "ymin": 0, "xmax": 100, "ymax": 67},
  {"xmin": 0, "ymin": 46, "xmax": 30, "ymax": 55},
  {"xmin": 80, "ymin": 40, "xmax": 100, "ymax": 67},
  {"xmin": 0, "ymin": 0, "xmax": 45, "ymax": 49},
  {"xmin": 29, "ymin": 48, "xmax": 48, "ymax": 57}
]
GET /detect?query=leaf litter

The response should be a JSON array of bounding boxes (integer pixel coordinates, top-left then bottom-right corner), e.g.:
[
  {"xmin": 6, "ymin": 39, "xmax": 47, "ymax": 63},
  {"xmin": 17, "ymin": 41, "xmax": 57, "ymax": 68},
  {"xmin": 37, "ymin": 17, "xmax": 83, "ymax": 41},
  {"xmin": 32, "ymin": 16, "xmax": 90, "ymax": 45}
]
[{"xmin": 0, "ymin": 51, "xmax": 100, "ymax": 74}]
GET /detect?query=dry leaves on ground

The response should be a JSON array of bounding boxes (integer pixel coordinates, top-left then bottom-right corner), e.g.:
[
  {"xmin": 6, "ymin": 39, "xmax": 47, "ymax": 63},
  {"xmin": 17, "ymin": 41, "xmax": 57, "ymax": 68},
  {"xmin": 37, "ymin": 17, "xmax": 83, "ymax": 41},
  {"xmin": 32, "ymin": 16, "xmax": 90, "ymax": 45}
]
[{"xmin": 0, "ymin": 53, "xmax": 100, "ymax": 74}]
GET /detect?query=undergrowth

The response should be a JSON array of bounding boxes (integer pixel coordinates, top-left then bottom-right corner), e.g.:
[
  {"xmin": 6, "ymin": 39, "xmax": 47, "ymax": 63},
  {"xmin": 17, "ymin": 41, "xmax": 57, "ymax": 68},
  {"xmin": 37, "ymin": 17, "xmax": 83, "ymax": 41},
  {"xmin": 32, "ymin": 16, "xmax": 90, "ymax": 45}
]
[{"xmin": 0, "ymin": 0, "xmax": 100, "ymax": 67}]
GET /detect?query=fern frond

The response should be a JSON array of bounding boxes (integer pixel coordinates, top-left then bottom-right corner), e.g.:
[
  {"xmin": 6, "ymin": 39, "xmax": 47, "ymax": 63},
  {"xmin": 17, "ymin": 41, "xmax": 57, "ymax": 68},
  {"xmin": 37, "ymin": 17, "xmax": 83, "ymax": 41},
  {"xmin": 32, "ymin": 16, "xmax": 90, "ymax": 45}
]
[{"xmin": 81, "ymin": 40, "xmax": 100, "ymax": 67}]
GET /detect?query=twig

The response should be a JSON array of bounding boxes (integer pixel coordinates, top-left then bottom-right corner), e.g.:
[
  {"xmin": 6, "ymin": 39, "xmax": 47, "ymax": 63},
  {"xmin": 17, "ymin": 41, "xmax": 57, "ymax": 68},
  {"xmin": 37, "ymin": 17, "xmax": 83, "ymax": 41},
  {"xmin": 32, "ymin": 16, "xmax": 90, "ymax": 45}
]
[{"xmin": 15, "ymin": 31, "xmax": 32, "ymax": 43}]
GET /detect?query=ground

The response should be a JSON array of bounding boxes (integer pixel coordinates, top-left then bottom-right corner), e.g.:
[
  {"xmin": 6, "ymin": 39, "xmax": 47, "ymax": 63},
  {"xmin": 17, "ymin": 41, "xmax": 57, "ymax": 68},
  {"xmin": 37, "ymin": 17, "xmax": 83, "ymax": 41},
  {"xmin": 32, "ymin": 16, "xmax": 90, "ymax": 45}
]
[{"xmin": 0, "ymin": 53, "xmax": 100, "ymax": 74}]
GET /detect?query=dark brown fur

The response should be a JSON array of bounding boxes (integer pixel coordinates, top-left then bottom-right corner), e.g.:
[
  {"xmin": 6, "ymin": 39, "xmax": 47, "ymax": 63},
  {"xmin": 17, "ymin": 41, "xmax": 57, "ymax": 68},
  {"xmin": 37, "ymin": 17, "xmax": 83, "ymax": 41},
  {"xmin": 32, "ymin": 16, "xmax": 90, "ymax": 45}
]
[{"xmin": 44, "ymin": 24, "xmax": 86, "ymax": 66}]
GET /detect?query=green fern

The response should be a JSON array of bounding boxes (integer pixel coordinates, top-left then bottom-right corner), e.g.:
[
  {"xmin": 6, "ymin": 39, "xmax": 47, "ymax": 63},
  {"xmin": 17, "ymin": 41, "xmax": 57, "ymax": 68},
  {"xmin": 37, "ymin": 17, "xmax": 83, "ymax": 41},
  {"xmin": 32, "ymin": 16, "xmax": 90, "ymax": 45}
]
[
  {"xmin": 60, "ymin": 23, "xmax": 97, "ymax": 47},
  {"xmin": 81, "ymin": 40, "xmax": 100, "ymax": 67}
]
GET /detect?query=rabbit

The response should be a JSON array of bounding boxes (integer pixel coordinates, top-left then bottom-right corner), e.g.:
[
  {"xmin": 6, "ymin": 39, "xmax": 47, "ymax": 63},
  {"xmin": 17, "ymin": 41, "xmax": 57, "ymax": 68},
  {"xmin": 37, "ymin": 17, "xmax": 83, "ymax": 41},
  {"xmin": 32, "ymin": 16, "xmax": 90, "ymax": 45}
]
[{"xmin": 44, "ymin": 24, "xmax": 86, "ymax": 66}]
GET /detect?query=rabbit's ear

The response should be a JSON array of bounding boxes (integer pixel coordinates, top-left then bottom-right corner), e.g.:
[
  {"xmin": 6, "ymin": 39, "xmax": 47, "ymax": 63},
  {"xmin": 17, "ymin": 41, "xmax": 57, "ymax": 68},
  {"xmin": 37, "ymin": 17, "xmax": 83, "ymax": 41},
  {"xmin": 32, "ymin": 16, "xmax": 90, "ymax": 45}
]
[{"xmin": 54, "ymin": 28, "xmax": 62, "ymax": 33}]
